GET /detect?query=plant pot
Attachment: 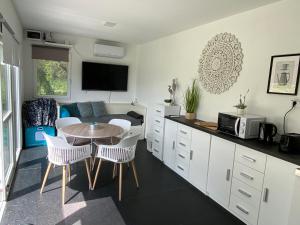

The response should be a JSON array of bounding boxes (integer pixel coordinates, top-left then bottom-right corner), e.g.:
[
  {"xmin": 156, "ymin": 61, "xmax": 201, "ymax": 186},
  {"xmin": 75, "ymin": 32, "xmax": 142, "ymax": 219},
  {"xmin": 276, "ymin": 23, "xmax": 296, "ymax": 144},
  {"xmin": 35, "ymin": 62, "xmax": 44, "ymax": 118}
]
[
  {"xmin": 236, "ymin": 108, "xmax": 246, "ymax": 115},
  {"xmin": 185, "ymin": 112, "xmax": 196, "ymax": 120}
]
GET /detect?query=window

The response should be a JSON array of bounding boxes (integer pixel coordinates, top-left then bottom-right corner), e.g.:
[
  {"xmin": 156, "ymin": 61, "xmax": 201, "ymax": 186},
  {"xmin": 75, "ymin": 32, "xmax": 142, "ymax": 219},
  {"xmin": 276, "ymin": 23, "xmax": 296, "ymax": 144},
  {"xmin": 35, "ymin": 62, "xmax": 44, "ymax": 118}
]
[
  {"xmin": 36, "ymin": 59, "xmax": 68, "ymax": 96},
  {"xmin": 32, "ymin": 45, "xmax": 70, "ymax": 98}
]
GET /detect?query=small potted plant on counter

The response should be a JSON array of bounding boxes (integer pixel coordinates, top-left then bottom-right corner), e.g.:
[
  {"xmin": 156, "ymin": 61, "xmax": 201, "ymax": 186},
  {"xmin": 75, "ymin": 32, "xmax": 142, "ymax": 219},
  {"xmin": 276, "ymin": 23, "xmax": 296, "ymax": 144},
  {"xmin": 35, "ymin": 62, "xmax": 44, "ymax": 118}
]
[
  {"xmin": 184, "ymin": 79, "xmax": 200, "ymax": 120},
  {"xmin": 234, "ymin": 89, "xmax": 249, "ymax": 115}
]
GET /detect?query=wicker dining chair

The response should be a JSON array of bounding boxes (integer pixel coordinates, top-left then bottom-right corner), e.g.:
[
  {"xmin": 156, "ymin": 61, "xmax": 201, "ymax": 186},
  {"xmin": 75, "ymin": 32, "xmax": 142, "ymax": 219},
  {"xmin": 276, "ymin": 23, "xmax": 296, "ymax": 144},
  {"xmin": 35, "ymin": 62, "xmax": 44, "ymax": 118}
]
[
  {"xmin": 40, "ymin": 133, "xmax": 92, "ymax": 204},
  {"xmin": 92, "ymin": 134, "xmax": 140, "ymax": 201}
]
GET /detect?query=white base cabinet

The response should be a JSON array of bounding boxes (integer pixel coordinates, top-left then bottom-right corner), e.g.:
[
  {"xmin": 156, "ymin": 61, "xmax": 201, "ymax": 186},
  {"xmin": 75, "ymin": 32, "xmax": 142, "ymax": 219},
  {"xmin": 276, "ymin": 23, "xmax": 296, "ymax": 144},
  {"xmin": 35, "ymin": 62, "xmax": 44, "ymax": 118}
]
[
  {"xmin": 258, "ymin": 156, "xmax": 299, "ymax": 225},
  {"xmin": 162, "ymin": 119, "xmax": 177, "ymax": 170},
  {"xmin": 189, "ymin": 129, "xmax": 211, "ymax": 193},
  {"xmin": 161, "ymin": 118, "xmax": 300, "ymax": 225},
  {"xmin": 207, "ymin": 136, "xmax": 235, "ymax": 208}
]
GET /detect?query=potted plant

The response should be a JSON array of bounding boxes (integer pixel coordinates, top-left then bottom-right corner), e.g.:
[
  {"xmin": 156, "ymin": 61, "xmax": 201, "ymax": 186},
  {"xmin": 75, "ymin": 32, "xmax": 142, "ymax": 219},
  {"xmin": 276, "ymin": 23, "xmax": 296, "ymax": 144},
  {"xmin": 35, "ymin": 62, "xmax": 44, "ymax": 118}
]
[
  {"xmin": 234, "ymin": 89, "xmax": 249, "ymax": 115},
  {"xmin": 184, "ymin": 79, "xmax": 200, "ymax": 120}
]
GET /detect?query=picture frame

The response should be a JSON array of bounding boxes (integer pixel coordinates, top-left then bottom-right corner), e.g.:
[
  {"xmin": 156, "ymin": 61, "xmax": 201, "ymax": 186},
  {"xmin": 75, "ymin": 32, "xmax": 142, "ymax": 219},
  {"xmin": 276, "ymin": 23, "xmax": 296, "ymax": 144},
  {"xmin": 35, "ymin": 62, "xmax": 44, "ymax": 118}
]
[{"xmin": 267, "ymin": 53, "xmax": 300, "ymax": 95}]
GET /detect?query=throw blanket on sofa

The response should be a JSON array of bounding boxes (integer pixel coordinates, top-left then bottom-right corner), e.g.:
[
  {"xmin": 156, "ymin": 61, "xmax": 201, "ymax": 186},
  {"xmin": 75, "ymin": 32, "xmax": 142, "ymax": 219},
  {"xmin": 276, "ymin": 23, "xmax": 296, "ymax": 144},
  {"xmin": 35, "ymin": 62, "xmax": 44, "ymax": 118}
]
[{"xmin": 22, "ymin": 98, "xmax": 57, "ymax": 127}]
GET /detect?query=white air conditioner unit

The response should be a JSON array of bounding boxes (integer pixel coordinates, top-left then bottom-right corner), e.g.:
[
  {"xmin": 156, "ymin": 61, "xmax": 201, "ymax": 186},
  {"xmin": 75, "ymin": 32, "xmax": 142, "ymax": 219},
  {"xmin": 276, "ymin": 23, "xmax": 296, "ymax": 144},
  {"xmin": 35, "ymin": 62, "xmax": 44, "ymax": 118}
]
[{"xmin": 94, "ymin": 44, "xmax": 125, "ymax": 58}]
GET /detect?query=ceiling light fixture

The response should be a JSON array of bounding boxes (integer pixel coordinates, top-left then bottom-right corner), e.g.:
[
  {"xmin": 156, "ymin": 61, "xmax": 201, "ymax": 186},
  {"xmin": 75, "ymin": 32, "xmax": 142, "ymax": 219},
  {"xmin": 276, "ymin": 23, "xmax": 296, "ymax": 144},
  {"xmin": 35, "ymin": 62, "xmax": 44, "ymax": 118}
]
[{"xmin": 103, "ymin": 21, "xmax": 117, "ymax": 28}]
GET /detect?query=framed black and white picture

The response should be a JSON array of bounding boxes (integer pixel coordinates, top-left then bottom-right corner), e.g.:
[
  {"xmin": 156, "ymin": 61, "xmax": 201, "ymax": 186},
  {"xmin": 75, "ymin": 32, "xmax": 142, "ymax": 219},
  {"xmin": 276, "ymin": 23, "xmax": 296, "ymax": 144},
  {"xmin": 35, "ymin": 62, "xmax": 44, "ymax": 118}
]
[{"xmin": 267, "ymin": 54, "xmax": 300, "ymax": 95}]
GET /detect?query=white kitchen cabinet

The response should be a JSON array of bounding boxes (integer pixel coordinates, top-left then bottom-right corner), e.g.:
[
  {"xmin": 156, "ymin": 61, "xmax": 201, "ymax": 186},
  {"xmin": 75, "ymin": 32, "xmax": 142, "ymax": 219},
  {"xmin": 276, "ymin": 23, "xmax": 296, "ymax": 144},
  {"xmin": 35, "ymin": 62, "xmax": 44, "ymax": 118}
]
[
  {"xmin": 162, "ymin": 119, "xmax": 177, "ymax": 170},
  {"xmin": 258, "ymin": 156, "xmax": 298, "ymax": 225},
  {"xmin": 188, "ymin": 129, "xmax": 211, "ymax": 193},
  {"xmin": 207, "ymin": 136, "xmax": 235, "ymax": 209}
]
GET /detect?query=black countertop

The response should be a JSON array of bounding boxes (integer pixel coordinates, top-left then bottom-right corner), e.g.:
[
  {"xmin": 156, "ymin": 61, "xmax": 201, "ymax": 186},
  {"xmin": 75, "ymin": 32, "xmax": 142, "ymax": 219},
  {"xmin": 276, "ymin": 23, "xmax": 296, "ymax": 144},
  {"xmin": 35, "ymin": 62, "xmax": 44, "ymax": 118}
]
[{"xmin": 165, "ymin": 116, "xmax": 300, "ymax": 166}]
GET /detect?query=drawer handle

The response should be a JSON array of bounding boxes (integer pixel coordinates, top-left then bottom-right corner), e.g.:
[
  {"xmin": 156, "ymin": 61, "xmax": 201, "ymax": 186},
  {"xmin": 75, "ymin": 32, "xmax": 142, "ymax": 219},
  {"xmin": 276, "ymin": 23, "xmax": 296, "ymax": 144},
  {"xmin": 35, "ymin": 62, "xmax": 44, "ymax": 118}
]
[
  {"xmin": 154, "ymin": 139, "xmax": 159, "ymax": 143},
  {"xmin": 155, "ymin": 120, "xmax": 161, "ymax": 123},
  {"xmin": 172, "ymin": 141, "xmax": 175, "ymax": 150},
  {"xmin": 153, "ymin": 148, "xmax": 159, "ymax": 153},
  {"xmin": 240, "ymin": 172, "xmax": 254, "ymax": 180},
  {"xmin": 190, "ymin": 150, "xmax": 193, "ymax": 160},
  {"xmin": 263, "ymin": 188, "xmax": 269, "ymax": 203},
  {"xmin": 178, "ymin": 153, "xmax": 185, "ymax": 159},
  {"xmin": 242, "ymin": 155, "xmax": 256, "ymax": 163},
  {"xmin": 155, "ymin": 129, "xmax": 160, "ymax": 133},
  {"xmin": 156, "ymin": 110, "xmax": 162, "ymax": 113},
  {"xmin": 236, "ymin": 205, "xmax": 249, "ymax": 215},
  {"xmin": 179, "ymin": 142, "xmax": 186, "ymax": 147},
  {"xmin": 180, "ymin": 130, "xmax": 187, "ymax": 134},
  {"xmin": 238, "ymin": 188, "xmax": 252, "ymax": 198},
  {"xmin": 177, "ymin": 165, "xmax": 184, "ymax": 171},
  {"xmin": 226, "ymin": 169, "xmax": 231, "ymax": 181}
]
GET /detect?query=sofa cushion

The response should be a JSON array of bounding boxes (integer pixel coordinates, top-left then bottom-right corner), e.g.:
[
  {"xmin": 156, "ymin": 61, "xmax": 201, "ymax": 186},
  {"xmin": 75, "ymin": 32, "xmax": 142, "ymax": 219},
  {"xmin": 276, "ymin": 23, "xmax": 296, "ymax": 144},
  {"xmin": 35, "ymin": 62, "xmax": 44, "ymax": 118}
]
[
  {"xmin": 60, "ymin": 106, "xmax": 71, "ymax": 118},
  {"xmin": 77, "ymin": 102, "xmax": 93, "ymax": 117},
  {"xmin": 91, "ymin": 101, "xmax": 107, "ymax": 117},
  {"xmin": 63, "ymin": 103, "xmax": 80, "ymax": 117}
]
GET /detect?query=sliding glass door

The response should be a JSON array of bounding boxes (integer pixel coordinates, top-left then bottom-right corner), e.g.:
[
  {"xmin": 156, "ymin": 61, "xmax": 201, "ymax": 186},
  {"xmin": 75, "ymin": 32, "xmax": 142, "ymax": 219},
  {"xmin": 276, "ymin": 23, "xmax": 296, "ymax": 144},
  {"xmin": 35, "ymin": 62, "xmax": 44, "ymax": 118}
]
[{"xmin": 0, "ymin": 41, "xmax": 15, "ymax": 202}]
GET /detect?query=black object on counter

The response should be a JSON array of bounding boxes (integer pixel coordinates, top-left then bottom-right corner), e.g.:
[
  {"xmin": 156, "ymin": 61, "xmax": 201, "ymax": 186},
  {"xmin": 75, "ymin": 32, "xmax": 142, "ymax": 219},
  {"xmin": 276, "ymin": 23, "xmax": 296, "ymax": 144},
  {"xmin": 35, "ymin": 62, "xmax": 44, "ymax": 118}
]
[
  {"xmin": 279, "ymin": 133, "xmax": 300, "ymax": 154},
  {"xmin": 258, "ymin": 122, "xmax": 277, "ymax": 143}
]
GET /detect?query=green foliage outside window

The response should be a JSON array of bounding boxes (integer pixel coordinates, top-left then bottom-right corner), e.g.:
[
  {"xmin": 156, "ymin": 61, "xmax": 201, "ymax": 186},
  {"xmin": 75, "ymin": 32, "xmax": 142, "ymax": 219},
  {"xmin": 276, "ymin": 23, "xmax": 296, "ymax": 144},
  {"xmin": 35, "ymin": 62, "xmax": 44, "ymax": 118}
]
[{"xmin": 36, "ymin": 59, "xmax": 68, "ymax": 96}]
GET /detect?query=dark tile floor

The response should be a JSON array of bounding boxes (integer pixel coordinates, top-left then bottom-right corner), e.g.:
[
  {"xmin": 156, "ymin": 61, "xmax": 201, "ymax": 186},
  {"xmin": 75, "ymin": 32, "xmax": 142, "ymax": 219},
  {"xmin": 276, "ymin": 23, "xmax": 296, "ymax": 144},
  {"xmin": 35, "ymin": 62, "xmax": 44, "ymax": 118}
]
[{"xmin": 1, "ymin": 140, "xmax": 245, "ymax": 225}]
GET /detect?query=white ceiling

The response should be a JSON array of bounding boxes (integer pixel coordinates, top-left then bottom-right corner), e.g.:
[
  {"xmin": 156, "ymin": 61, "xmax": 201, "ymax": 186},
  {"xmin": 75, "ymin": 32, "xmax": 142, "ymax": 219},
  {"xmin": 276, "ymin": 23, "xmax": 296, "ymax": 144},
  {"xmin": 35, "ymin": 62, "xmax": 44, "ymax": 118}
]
[{"xmin": 13, "ymin": 0, "xmax": 280, "ymax": 44}]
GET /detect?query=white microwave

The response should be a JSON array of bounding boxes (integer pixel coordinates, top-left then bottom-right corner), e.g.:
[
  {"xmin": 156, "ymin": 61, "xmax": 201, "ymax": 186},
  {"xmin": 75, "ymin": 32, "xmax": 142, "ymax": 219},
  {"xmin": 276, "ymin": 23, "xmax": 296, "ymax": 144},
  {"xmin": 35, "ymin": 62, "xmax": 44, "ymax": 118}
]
[{"xmin": 217, "ymin": 112, "xmax": 265, "ymax": 139}]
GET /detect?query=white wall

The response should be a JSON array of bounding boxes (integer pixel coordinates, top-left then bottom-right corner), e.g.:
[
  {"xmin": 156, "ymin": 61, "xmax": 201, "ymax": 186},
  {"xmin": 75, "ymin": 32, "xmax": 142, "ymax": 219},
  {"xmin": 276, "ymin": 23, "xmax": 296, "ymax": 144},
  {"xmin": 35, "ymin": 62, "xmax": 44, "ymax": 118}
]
[
  {"xmin": 23, "ymin": 33, "xmax": 138, "ymax": 103},
  {"xmin": 136, "ymin": 0, "xmax": 300, "ymax": 135},
  {"xmin": 0, "ymin": 0, "xmax": 23, "ymax": 42}
]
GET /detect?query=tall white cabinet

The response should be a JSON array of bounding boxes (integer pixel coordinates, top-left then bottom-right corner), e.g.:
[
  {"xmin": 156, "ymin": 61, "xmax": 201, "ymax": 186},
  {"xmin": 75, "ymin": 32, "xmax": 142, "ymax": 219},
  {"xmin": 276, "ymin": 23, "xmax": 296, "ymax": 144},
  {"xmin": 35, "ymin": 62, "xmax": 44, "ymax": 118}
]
[
  {"xmin": 207, "ymin": 136, "xmax": 235, "ymax": 208},
  {"xmin": 151, "ymin": 104, "xmax": 180, "ymax": 160}
]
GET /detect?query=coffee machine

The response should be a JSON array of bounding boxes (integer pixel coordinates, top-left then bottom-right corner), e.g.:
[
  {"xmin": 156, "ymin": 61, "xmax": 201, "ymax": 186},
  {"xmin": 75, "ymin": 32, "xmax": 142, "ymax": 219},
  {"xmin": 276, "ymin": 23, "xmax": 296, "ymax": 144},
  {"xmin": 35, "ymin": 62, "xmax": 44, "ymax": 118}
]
[{"xmin": 258, "ymin": 122, "xmax": 277, "ymax": 143}]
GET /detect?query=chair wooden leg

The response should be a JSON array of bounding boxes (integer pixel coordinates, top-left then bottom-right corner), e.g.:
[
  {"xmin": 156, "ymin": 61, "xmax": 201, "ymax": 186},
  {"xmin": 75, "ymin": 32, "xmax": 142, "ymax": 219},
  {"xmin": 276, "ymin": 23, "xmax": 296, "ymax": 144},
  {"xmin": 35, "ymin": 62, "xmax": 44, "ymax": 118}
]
[
  {"xmin": 62, "ymin": 166, "xmax": 66, "ymax": 205},
  {"xmin": 112, "ymin": 163, "xmax": 117, "ymax": 179},
  {"xmin": 67, "ymin": 165, "xmax": 71, "ymax": 182},
  {"xmin": 131, "ymin": 160, "xmax": 140, "ymax": 188},
  {"xmin": 92, "ymin": 159, "xmax": 102, "ymax": 190},
  {"xmin": 84, "ymin": 159, "xmax": 92, "ymax": 190},
  {"xmin": 40, "ymin": 162, "xmax": 52, "ymax": 194},
  {"xmin": 119, "ymin": 163, "xmax": 123, "ymax": 201}
]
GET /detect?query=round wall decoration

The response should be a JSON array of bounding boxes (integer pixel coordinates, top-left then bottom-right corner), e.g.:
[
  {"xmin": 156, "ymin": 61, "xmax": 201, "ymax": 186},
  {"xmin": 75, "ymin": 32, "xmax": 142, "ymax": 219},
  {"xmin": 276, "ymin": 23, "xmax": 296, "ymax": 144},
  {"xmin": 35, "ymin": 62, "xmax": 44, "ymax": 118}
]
[{"xmin": 198, "ymin": 32, "xmax": 243, "ymax": 94}]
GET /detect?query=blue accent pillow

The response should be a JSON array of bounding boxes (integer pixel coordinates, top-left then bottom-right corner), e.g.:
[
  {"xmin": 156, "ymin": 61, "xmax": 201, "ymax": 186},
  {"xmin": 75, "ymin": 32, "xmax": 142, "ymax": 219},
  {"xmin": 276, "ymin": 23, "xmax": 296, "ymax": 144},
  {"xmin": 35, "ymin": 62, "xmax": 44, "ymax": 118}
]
[
  {"xmin": 77, "ymin": 102, "xmax": 93, "ymax": 117},
  {"xmin": 63, "ymin": 103, "xmax": 81, "ymax": 117},
  {"xmin": 60, "ymin": 106, "xmax": 71, "ymax": 118},
  {"xmin": 91, "ymin": 101, "xmax": 107, "ymax": 117}
]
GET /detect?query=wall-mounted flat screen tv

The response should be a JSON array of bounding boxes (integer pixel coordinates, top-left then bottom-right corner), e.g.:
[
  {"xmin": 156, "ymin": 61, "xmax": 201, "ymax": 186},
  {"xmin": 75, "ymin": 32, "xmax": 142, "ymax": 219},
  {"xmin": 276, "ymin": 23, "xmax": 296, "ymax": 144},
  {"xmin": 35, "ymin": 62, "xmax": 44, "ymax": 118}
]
[{"xmin": 82, "ymin": 61, "xmax": 128, "ymax": 91}]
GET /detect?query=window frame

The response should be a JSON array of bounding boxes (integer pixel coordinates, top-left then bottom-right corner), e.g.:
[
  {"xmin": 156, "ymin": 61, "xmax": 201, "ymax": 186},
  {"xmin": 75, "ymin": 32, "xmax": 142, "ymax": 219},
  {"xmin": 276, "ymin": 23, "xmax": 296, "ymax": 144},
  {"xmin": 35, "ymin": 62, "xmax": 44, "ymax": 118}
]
[{"xmin": 33, "ymin": 51, "xmax": 71, "ymax": 100}]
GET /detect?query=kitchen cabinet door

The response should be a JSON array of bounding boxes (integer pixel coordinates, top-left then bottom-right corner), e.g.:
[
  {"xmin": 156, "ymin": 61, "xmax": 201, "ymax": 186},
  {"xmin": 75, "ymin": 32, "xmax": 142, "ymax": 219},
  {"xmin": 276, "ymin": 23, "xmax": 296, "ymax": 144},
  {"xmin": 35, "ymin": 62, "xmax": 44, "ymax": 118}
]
[
  {"xmin": 207, "ymin": 136, "xmax": 235, "ymax": 209},
  {"xmin": 258, "ymin": 156, "xmax": 298, "ymax": 225},
  {"xmin": 189, "ymin": 129, "xmax": 211, "ymax": 193},
  {"xmin": 163, "ymin": 119, "xmax": 177, "ymax": 170}
]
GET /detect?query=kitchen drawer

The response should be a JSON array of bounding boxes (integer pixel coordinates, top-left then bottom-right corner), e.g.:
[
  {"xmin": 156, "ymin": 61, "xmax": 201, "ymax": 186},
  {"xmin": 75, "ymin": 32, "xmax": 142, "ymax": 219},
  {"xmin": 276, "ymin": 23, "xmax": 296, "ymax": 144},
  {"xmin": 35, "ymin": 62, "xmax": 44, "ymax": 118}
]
[
  {"xmin": 233, "ymin": 162, "xmax": 264, "ymax": 191},
  {"xmin": 153, "ymin": 134, "xmax": 163, "ymax": 148},
  {"xmin": 175, "ymin": 161, "xmax": 189, "ymax": 179},
  {"xmin": 153, "ymin": 125, "xmax": 163, "ymax": 138},
  {"xmin": 152, "ymin": 141, "xmax": 163, "ymax": 160},
  {"xmin": 236, "ymin": 145, "xmax": 267, "ymax": 173},
  {"xmin": 153, "ymin": 116, "xmax": 164, "ymax": 127},
  {"xmin": 229, "ymin": 195, "xmax": 259, "ymax": 225},
  {"xmin": 154, "ymin": 104, "xmax": 165, "ymax": 117},
  {"xmin": 176, "ymin": 135, "xmax": 191, "ymax": 152},
  {"xmin": 176, "ymin": 147, "xmax": 190, "ymax": 166},
  {"xmin": 231, "ymin": 178, "xmax": 262, "ymax": 209},
  {"xmin": 177, "ymin": 124, "xmax": 192, "ymax": 140}
]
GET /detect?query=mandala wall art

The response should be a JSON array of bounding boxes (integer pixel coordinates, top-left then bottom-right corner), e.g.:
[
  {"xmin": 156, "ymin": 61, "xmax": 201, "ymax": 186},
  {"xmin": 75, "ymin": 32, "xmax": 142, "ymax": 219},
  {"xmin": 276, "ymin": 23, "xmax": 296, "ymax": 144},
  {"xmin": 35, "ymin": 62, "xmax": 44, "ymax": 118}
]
[{"xmin": 198, "ymin": 32, "xmax": 243, "ymax": 94}]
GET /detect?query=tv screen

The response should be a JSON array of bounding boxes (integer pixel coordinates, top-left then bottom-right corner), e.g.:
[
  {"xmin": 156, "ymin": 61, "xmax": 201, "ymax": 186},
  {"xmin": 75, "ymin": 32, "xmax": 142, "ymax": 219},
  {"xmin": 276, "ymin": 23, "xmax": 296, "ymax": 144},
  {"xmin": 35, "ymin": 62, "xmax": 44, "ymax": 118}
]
[{"xmin": 82, "ymin": 61, "xmax": 128, "ymax": 91}]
